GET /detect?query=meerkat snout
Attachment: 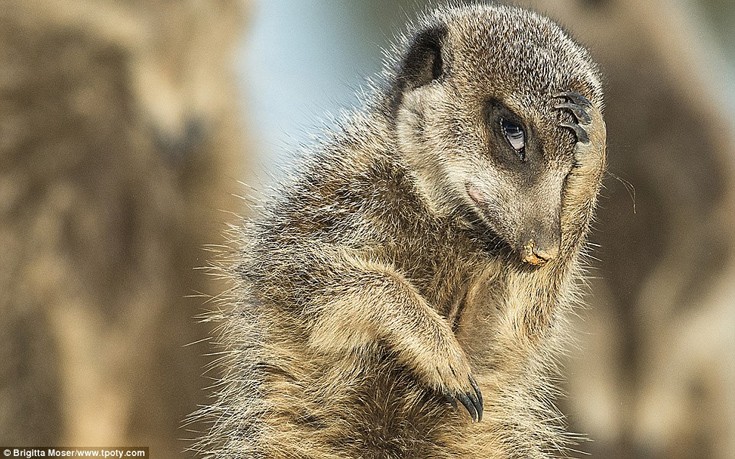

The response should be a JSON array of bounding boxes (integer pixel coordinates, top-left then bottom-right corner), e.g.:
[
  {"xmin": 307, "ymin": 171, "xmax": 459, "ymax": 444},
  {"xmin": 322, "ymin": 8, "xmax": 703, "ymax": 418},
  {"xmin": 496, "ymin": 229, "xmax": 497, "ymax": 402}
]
[
  {"xmin": 521, "ymin": 232, "xmax": 560, "ymax": 266},
  {"xmin": 467, "ymin": 182, "xmax": 561, "ymax": 266},
  {"xmin": 517, "ymin": 209, "xmax": 562, "ymax": 265},
  {"xmin": 519, "ymin": 211, "xmax": 562, "ymax": 266}
]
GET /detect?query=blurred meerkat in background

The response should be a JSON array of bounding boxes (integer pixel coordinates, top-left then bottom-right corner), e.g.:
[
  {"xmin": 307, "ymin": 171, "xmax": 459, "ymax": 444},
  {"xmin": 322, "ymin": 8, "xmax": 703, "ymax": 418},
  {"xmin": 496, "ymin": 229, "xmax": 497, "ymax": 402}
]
[{"xmin": 0, "ymin": 0, "xmax": 249, "ymax": 457}]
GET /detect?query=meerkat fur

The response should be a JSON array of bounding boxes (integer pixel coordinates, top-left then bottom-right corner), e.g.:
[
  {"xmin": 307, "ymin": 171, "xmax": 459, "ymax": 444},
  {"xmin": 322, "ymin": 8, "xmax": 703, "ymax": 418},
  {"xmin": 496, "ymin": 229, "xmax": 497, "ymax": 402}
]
[{"xmin": 195, "ymin": 4, "xmax": 605, "ymax": 458}]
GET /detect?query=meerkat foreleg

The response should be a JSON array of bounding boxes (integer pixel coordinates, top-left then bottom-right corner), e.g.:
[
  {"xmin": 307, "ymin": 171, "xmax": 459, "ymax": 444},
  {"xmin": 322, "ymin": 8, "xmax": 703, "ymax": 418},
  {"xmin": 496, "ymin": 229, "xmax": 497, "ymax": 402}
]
[
  {"xmin": 555, "ymin": 91, "xmax": 607, "ymax": 251},
  {"xmin": 304, "ymin": 250, "xmax": 483, "ymax": 421}
]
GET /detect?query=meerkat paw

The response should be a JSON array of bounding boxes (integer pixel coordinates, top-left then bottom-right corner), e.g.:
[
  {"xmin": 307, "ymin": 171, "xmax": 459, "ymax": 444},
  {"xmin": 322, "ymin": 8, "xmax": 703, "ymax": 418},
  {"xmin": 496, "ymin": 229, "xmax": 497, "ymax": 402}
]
[
  {"xmin": 442, "ymin": 374, "xmax": 484, "ymax": 423},
  {"xmin": 554, "ymin": 91, "xmax": 606, "ymax": 171},
  {"xmin": 408, "ymin": 337, "xmax": 483, "ymax": 422}
]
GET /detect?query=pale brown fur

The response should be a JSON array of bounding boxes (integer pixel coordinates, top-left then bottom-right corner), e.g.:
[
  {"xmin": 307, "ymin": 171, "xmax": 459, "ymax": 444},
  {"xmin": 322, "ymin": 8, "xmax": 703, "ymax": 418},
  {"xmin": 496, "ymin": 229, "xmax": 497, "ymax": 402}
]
[{"xmin": 196, "ymin": 4, "xmax": 605, "ymax": 458}]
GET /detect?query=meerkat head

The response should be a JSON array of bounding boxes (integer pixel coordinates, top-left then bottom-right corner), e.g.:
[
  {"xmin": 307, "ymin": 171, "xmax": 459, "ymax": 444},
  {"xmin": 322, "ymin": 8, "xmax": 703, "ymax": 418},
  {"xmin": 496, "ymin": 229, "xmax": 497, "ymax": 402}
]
[{"xmin": 389, "ymin": 4, "xmax": 602, "ymax": 266}]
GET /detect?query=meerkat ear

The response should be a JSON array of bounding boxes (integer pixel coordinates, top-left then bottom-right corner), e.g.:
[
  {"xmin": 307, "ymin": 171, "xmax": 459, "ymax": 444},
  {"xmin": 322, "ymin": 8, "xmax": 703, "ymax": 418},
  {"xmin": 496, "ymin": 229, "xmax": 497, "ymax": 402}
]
[{"xmin": 395, "ymin": 24, "xmax": 448, "ymax": 91}]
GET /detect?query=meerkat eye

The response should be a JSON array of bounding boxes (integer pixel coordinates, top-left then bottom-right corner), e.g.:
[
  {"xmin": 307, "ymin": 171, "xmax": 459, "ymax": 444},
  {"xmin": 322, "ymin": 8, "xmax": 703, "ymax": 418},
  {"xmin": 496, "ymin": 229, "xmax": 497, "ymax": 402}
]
[{"xmin": 501, "ymin": 119, "xmax": 526, "ymax": 155}]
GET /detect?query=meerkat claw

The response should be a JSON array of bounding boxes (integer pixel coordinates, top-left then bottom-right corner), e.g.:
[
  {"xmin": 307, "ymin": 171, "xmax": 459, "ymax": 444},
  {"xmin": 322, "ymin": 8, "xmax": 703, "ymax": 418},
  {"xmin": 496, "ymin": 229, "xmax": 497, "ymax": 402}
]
[
  {"xmin": 469, "ymin": 375, "xmax": 484, "ymax": 421},
  {"xmin": 555, "ymin": 91, "xmax": 593, "ymax": 143},
  {"xmin": 559, "ymin": 122, "xmax": 590, "ymax": 143},
  {"xmin": 456, "ymin": 391, "xmax": 480, "ymax": 422},
  {"xmin": 446, "ymin": 375, "xmax": 483, "ymax": 422},
  {"xmin": 444, "ymin": 393, "xmax": 458, "ymax": 410},
  {"xmin": 554, "ymin": 91, "xmax": 592, "ymax": 107},
  {"xmin": 553, "ymin": 102, "xmax": 591, "ymax": 124}
]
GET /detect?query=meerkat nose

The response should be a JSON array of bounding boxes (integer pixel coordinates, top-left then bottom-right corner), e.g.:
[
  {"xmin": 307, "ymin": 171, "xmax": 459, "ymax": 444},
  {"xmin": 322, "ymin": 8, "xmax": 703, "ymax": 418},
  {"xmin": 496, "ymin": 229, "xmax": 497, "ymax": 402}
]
[{"xmin": 521, "ymin": 239, "xmax": 559, "ymax": 266}]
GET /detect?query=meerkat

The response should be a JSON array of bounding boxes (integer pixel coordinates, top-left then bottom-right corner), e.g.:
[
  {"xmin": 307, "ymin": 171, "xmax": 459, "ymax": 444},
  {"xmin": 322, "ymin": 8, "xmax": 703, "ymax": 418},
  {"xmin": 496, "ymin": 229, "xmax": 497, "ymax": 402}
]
[{"xmin": 196, "ymin": 4, "xmax": 605, "ymax": 458}]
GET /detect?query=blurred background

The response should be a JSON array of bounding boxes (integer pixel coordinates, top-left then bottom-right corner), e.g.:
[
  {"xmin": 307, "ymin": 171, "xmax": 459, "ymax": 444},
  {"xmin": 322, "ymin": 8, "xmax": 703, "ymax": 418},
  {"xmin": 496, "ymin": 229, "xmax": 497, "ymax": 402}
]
[{"xmin": 1, "ymin": 0, "xmax": 734, "ymax": 458}]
